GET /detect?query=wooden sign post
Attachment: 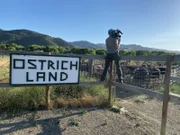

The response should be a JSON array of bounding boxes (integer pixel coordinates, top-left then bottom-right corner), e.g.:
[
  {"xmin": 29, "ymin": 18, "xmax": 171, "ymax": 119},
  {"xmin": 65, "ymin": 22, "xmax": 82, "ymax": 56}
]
[
  {"xmin": 45, "ymin": 85, "xmax": 50, "ymax": 109},
  {"xmin": 46, "ymin": 52, "xmax": 51, "ymax": 109}
]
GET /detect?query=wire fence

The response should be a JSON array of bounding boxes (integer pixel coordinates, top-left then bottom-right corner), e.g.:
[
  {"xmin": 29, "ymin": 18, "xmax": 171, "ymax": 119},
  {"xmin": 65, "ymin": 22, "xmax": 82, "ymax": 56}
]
[
  {"xmin": 120, "ymin": 60, "xmax": 165, "ymax": 90},
  {"xmin": 79, "ymin": 58, "xmax": 169, "ymax": 91},
  {"xmin": 80, "ymin": 59, "xmax": 105, "ymax": 80}
]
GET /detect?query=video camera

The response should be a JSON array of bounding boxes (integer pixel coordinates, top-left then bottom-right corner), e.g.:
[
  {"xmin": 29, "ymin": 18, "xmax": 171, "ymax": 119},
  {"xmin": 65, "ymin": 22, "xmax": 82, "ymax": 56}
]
[{"xmin": 110, "ymin": 29, "xmax": 123, "ymax": 38}]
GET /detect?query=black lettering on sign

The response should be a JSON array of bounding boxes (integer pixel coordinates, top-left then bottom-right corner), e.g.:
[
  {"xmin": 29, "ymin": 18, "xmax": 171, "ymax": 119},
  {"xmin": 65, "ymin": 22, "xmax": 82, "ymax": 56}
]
[
  {"xmin": 38, "ymin": 60, "xmax": 46, "ymax": 70},
  {"xmin": 61, "ymin": 61, "xmax": 68, "ymax": 70},
  {"xmin": 28, "ymin": 59, "xmax": 37, "ymax": 69},
  {"xmin": 60, "ymin": 72, "xmax": 68, "ymax": 81},
  {"xmin": 49, "ymin": 72, "xmax": 57, "ymax": 81},
  {"xmin": 26, "ymin": 72, "xmax": 33, "ymax": 82},
  {"xmin": 70, "ymin": 61, "xmax": 78, "ymax": 70},
  {"xmin": 48, "ymin": 60, "xmax": 55, "ymax": 70},
  {"xmin": 13, "ymin": 59, "xmax": 25, "ymax": 69},
  {"xmin": 57, "ymin": 60, "xmax": 59, "ymax": 70},
  {"xmin": 37, "ymin": 72, "xmax": 45, "ymax": 82}
]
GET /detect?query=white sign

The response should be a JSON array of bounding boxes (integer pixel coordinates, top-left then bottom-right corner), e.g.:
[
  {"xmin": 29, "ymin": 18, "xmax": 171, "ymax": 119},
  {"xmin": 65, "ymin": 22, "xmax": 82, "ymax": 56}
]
[{"xmin": 10, "ymin": 54, "xmax": 80, "ymax": 85}]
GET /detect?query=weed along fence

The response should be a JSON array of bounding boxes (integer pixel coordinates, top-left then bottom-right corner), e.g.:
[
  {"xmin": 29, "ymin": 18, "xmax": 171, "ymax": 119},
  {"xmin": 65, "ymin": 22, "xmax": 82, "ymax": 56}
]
[{"xmin": 0, "ymin": 50, "xmax": 180, "ymax": 135}]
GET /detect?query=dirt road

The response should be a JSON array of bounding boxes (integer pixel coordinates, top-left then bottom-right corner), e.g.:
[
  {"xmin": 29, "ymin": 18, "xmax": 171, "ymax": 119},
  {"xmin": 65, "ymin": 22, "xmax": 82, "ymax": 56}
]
[{"xmin": 0, "ymin": 90, "xmax": 180, "ymax": 135}]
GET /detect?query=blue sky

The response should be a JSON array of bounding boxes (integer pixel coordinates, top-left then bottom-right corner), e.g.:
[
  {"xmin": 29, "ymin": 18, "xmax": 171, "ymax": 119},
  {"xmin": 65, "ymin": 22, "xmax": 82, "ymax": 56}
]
[{"xmin": 0, "ymin": 0, "xmax": 180, "ymax": 50}]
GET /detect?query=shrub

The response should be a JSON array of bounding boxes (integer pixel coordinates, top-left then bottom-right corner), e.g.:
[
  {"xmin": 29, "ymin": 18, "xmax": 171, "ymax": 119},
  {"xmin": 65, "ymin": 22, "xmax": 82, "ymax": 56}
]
[
  {"xmin": 0, "ymin": 87, "xmax": 45, "ymax": 112},
  {"xmin": 157, "ymin": 82, "xmax": 180, "ymax": 95},
  {"xmin": 0, "ymin": 83, "xmax": 109, "ymax": 111},
  {"xmin": 170, "ymin": 82, "xmax": 180, "ymax": 95}
]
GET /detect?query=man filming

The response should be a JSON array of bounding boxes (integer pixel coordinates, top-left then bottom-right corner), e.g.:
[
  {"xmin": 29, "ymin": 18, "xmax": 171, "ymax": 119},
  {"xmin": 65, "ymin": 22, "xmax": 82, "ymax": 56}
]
[{"xmin": 100, "ymin": 29, "xmax": 123, "ymax": 83}]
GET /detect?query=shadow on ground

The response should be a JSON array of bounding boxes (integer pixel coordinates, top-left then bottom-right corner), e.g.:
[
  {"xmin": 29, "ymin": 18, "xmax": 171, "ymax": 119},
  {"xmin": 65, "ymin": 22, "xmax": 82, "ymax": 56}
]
[
  {"xmin": 115, "ymin": 86, "xmax": 140, "ymax": 99},
  {"xmin": 0, "ymin": 107, "xmax": 100, "ymax": 135}
]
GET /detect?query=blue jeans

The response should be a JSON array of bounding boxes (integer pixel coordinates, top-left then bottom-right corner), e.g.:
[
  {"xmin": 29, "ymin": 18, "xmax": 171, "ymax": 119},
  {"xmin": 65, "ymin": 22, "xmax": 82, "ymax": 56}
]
[{"xmin": 100, "ymin": 52, "xmax": 123, "ymax": 81}]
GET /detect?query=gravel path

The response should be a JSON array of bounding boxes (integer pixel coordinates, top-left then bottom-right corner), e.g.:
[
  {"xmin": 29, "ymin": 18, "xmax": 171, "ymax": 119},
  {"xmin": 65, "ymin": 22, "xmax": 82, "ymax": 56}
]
[
  {"xmin": 0, "ymin": 107, "xmax": 155, "ymax": 135},
  {"xmin": 115, "ymin": 88, "xmax": 180, "ymax": 135},
  {"xmin": 1, "ymin": 90, "xmax": 180, "ymax": 135}
]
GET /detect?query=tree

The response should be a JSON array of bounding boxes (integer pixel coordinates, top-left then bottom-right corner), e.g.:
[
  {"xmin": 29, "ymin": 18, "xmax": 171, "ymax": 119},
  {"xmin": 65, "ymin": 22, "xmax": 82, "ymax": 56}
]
[
  {"xmin": 58, "ymin": 46, "xmax": 65, "ymax": 53},
  {"xmin": 71, "ymin": 47, "xmax": 81, "ymax": 54},
  {"xmin": 27, "ymin": 44, "xmax": 44, "ymax": 51},
  {"xmin": 44, "ymin": 45, "xmax": 59, "ymax": 52},
  {"xmin": 126, "ymin": 50, "xmax": 136, "ymax": 56},
  {"xmin": 136, "ymin": 50, "xmax": 149, "ymax": 56},
  {"xmin": 64, "ymin": 47, "xmax": 71, "ymax": 54},
  {"xmin": 119, "ymin": 50, "xmax": 128, "ymax": 56},
  {"xmin": 16, "ymin": 45, "xmax": 25, "ymax": 51},
  {"xmin": 80, "ymin": 48, "xmax": 89, "ymax": 54},
  {"xmin": 96, "ymin": 49, "xmax": 106, "ymax": 55},
  {"xmin": 87, "ymin": 49, "xmax": 96, "ymax": 55},
  {"xmin": 0, "ymin": 44, "xmax": 7, "ymax": 50}
]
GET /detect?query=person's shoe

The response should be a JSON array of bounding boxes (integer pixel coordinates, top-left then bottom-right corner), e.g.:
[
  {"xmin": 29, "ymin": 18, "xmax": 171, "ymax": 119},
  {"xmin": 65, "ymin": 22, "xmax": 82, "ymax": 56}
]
[
  {"xmin": 119, "ymin": 80, "xmax": 124, "ymax": 84},
  {"xmin": 116, "ymin": 79, "xmax": 124, "ymax": 84},
  {"xmin": 98, "ymin": 79, "xmax": 104, "ymax": 83}
]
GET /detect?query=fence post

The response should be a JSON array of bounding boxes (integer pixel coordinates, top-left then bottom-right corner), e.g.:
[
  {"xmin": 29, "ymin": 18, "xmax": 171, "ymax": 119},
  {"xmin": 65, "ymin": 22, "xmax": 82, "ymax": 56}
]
[
  {"xmin": 109, "ymin": 61, "xmax": 114, "ymax": 107},
  {"xmin": 160, "ymin": 55, "xmax": 173, "ymax": 135},
  {"xmin": 45, "ymin": 52, "xmax": 51, "ymax": 109},
  {"xmin": 45, "ymin": 86, "xmax": 50, "ymax": 109},
  {"xmin": 88, "ymin": 59, "xmax": 93, "ymax": 78}
]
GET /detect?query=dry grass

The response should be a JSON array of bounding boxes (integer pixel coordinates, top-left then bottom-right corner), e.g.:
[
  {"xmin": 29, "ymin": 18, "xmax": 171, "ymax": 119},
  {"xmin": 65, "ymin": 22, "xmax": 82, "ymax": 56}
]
[
  {"xmin": 0, "ymin": 56, "xmax": 9, "ymax": 82},
  {"xmin": 0, "ymin": 56, "xmax": 109, "ymax": 112},
  {"xmin": 0, "ymin": 85, "xmax": 108, "ymax": 112},
  {"xmin": 53, "ymin": 95, "xmax": 108, "ymax": 108},
  {"xmin": 0, "ymin": 86, "xmax": 45, "ymax": 112},
  {"xmin": 0, "ymin": 56, "xmax": 107, "ymax": 112}
]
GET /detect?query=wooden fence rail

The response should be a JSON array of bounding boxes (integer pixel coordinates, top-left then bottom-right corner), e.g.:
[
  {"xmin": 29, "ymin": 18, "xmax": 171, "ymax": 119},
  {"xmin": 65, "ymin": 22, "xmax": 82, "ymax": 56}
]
[
  {"xmin": 1, "ymin": 50, "xmax": 180, "ymax": 61},
  {"xmin": 114, "ymin": 82, "xmax": 180, "ymax": 104},
  {"xmin": 0, "ymin": 82, "xmax": 99, "ymax": 88},
  {"xmin": 171, "ymin": 77, "xmax": 180, "ymax": 81}
]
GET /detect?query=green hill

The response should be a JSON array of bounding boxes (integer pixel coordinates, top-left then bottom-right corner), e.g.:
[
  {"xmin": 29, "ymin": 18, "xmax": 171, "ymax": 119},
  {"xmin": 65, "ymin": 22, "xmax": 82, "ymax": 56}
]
[{"xmin": 0, "ymin": 29, "xmax": 73, "ymax": 47}]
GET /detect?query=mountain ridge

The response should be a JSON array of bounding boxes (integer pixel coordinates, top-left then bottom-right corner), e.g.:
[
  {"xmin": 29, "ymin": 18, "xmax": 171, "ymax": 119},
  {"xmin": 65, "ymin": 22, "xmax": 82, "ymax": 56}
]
[
  {"xmin": 0, "ymin": 29, "xmax": 73, "ymax": 47},
  {"xmin": 70, "ymin": 41, "xmax": 180, "ymax": 54},
  {"xmin": 0, "ymin": 29, "xmax": 179, "ymax": 54}
]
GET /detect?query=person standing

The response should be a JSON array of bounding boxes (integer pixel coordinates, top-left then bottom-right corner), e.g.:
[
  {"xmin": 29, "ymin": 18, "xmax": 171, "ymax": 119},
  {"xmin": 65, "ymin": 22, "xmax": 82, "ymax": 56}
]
[{"xmin": 100, "ymin": 29, "xmax": 123, "ymax": 83}]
